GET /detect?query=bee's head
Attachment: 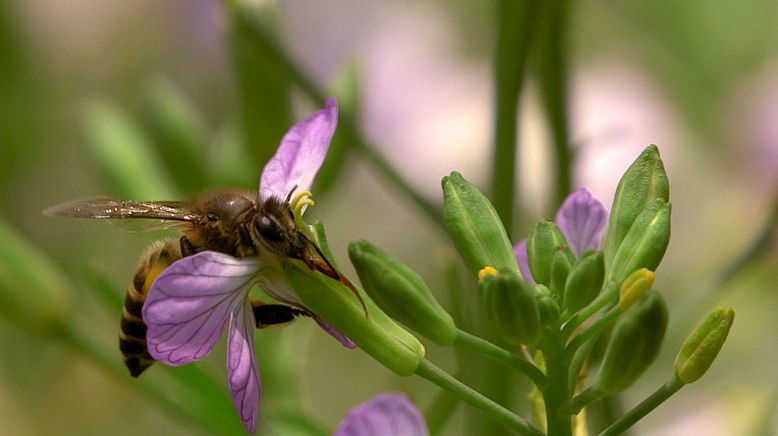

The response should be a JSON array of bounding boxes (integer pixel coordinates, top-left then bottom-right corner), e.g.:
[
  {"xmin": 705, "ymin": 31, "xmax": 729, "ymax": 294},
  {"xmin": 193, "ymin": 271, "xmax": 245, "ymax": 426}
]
[{"xmin": 252, "ymin": 196, "xmax": 302, "ymax": 256}]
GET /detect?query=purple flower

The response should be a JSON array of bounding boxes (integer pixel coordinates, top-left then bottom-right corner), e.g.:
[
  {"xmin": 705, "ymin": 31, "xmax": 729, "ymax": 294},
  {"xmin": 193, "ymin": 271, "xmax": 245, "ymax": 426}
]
[
  {"xmin": 142, "ymin": 98, "xmax": 355, "ymax": 433},
  {"xmin": 333, "ymin": 393, "xmax": 428, "ymax": 436},
  {"xmin": 515, "ymin": 188, "xmax": 607, "ymax": 283}
]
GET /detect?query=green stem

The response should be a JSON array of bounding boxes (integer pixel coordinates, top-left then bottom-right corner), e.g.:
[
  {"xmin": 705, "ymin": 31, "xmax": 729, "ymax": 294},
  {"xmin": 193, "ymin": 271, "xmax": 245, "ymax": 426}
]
[
  {"xmin": 564, "ymin": 306, "xmax": 620, "ymax": 358},
  {"xmin": 424, "ymin": 387, "xmax": 461, "ymax": 436},
  {"xmin": 232, "ymin": 4, "xmax": 443, "ymax": 230},
  {"xmin": 561, "ymin": 385, "xmax": 603, "ymax": 415},
  {"xmin": 541, "ymin": 337, "xmax": 573, "ymax": 436},
  {"xmin": 492, "ymin": 0, "xmax": 537, "ymax": 237},
  {"xmin": 455, "ymin": 329, "xmax": 547, "ymax": 389},
  {"xmin": 535, "ymin": 0, "xmax": 572, "ymax": 209},
  {"xmin": 599, "ymin": 376, "xmax": 685, "ymax": 436},
  {"xmin": 562, "ymin": 282, "xmax": 618, "ymax": 339},
  {"xmin": 415, "ymin": 359, "xmax": 544, "ymax": 436},
  {"xmin": 567, "ymin": 336, "xmax": 597, "ymax": 394}
]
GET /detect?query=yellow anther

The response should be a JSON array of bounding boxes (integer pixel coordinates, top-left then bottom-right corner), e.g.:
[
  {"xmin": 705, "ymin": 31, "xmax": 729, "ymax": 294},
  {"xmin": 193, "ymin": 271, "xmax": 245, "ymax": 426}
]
[
  {"xmin": 477, "ymin": 266, "xmax": 498, "ymax": 281},
  {"xmin": 290, "ymin": 190, "xmax": 314, "ymax": 210},
  {"xmin": 618, "ymin": 268, "xmax": 655, "ymax": 311},
  {"xmin": 294, "ymin": 198, "xmax": 315, "ymax": 216},
  {"xmin": 289, "ymin": 190, "xmax": 315, "ymax": 231}
]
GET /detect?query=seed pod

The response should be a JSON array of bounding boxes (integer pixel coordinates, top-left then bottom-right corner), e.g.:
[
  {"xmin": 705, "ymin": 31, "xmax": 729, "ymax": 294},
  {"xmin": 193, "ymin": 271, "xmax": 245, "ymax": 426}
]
[
  {"xmin": 596, "ymin": 290, "xmax": 668, "ymax": 394},
  {"xmin": 609, "ymin": 199, "xmax": 671, "ymax": 284},
  {"xmin": 603, "ymin": 145, "xmax": 669, "ymax": 267},
  {"xmin": 349, "ymin": 240, "xmax": 457, "ymax": 346},
  {"xmin": 674, "ymin": 307, "xmax": 734, "ymax": 384},
  {"xmin": 289, "ymin": 224, "xmax": 425, "ymax": 376},
  {"xmin": 563, "ymin": 251, "xmax": 605, "ymax": 314},
  {"xmin": 442, "ymin": 172, "xmax": 517, "ymax": 276},
  {"xmin": 479, "ymin": 269, "xmax": 540, "ymax": 346},
  {"xmin": 526, "ymin": 221, "xmax": 574, "ymax": 286}
]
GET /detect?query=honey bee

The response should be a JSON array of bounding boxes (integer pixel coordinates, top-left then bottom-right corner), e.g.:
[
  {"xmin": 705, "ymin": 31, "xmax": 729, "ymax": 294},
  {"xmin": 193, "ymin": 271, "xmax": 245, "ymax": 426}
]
[{"xmin": 45, "ymin": 190, "xmax": 364, "ymax": 377}]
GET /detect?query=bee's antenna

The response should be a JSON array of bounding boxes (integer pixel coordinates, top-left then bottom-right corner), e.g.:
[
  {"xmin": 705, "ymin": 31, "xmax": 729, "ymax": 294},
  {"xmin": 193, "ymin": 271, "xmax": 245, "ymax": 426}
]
[
  {"xmin": 302, "ymin": 236, "xmax": 369, "ymax": 319},
  {"xmin": 285, "ymin": 185, "xmax": 298, "ymax": 204}
]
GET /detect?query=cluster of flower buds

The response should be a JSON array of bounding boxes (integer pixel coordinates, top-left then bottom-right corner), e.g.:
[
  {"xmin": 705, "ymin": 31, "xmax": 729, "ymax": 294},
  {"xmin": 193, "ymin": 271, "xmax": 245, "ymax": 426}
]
[{"xmin": 340, "ymin": 145, "xmax": 731, "ymax": 430}]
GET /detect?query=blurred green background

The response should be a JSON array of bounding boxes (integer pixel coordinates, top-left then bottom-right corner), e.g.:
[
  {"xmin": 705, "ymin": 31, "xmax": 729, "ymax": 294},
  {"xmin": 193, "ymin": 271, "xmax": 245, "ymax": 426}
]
[{"xmin": 1, "ymin": 0, "xmax": 777, "ymax": 435}]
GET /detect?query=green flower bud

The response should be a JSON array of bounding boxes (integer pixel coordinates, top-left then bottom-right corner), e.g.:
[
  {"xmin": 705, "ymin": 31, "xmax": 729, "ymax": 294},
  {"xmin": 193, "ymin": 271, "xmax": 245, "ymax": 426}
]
[
  {"xmin": 596, "ymin": 290, "xmax": 668, "ymax": 394},
  {"xmin": 536, "ymin": 284, "xmax": 561, "ymax": 327},
  {"xmin": 618, "ymin": 268, "xmax": 655, "ymax": 311},
  {"xmin": 348, "ymin": 240, "xmax": 457, "ymax": 346},
  {"xmin": 550, "ymin": 250, "xmax": 573, "ymax": 294},
  {"xmin": 527, "ymin": 221, "xmax": 574, "ymax": 286},
  {"xmin": 285, "ymin": 266, "xmax": 425, "ymax": 376},
  {"xmin": 674, "ymin": 307, "xmax": 734, "ymax": 384},
  {"xmin": 563, "ymin": 251, "xmax": 605, "ymax": 314},
  {"xmin": 479, "ymin": 269, "xmax": 540, "ymax": 346},
  {"xmin": 609, "ymin": 199, "xmax": 671, "ymax": 284},
  {"xmin": 292, "ymin": 223, "xmax": 425, "ymax": 376},
  {"xmin": 603, "ymin": 145, "xmax": 669, "ymax": 267},
  {"xmin": 0, "ymin": 218, "xmax": 69, "ymax": 336},
  {"xmin": 442, "ymin": 172, "xmax": 517, "ymax": 276}
]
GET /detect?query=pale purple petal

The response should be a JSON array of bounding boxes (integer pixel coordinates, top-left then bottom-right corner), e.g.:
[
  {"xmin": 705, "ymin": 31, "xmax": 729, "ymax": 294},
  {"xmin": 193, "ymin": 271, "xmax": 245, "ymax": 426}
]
[
  {"xmin": 313, "ymin": 315, "xmax": 356, "ymax": 349},
  {"xmin": 227, "ymin": 300, "xmax": 261, "ymax": 433},
  {"xmin": 143, "ymin": 251, "xmax": 259, "ymax": 365},
  {"xmin": 514, "ymin": 240, "xmax": 535, "ymax": 284},
  {"xmin": 333, "ymin": 393, "xmax": 428, "ymax": 436},
  {"xmin": 257, "ymin": 270, "xmax": 303, "ymax": 307},
  {"xmin": 554, "ymin": 188, "xmax": 607, "ymax": 256},
  {"xmin": 259, "ymin": 97, "xmax": 338, "ymax": 201}
]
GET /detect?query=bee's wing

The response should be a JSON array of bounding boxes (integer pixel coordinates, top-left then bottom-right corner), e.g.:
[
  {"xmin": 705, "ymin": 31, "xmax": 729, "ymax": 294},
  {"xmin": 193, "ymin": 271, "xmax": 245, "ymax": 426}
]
[{"xmin": 44, "ymin": 197, "xmax": 199, "ymax": 232}]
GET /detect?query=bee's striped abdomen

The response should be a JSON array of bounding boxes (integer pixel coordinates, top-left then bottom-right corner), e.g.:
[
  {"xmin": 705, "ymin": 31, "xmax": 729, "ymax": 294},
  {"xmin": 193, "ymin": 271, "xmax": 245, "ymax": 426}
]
[{"xmin": 120, "ymin": 239, "xmax": 182, "ymax": 377}]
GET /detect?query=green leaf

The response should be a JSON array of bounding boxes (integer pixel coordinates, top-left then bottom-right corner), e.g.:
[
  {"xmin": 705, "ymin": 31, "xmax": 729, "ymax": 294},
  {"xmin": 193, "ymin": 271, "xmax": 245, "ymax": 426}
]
[
  {"xmin": 228, "ymin": 4, "xmax": 293, "ymax": 167},
  {"xmin": 0, "ymin": 217, "xmax": 69, "ymax": 336},
  {"xmin": 144, "ymin": 77, "xmax": 209, "ymax": 193},
  {"xmin": 83, "ymin": 100, "xmax": 176, "ymax": 199}
]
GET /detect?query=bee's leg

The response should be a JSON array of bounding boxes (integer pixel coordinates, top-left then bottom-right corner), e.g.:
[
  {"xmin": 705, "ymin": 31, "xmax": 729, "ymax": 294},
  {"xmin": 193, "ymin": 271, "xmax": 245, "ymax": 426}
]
[
  {"xmin": 250, "ymin": 300, "xmax": 309, "ymax": 328},
  {"xmin": 179, "ymin": 236, "xmax": 197, "ymax": 257}
]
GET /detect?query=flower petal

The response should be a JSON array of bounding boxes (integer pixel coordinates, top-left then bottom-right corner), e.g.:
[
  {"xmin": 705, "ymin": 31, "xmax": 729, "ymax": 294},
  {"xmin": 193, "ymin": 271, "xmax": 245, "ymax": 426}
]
[
  {"xmin": 334, "ymin": 393, "xmax": 428, "ymax": 436},
  {"xmin": 554, "ymin": 188, "xmax": 608, "ymax": 256},
  {"xmin": 227, "ymin": 300, "xmax": 261, "ymax": 433},
  {"xmin": 514, "ymin": 240, "xmax": 535, "ymax": 284},
  {"xmin": 143, "ymin": 251, "xmax": 259, "ymax": 365},
  {"xmin": 259, "ymin": 97, "xmax": 338, "ymax": 201},
  {"xmin": 256, "ymin": 268, "xmax": 303, "ymax": 307},
  {"xmin": 313, "ymin": 315, "xmax": 357, "ymax": 349}
]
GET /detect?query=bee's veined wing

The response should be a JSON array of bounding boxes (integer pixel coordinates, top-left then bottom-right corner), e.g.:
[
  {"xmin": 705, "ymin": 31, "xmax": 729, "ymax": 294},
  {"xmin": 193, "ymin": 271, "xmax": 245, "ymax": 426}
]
[{"xmin": 43, "ymin": 197, "xmax": 200, "ymax": 232}]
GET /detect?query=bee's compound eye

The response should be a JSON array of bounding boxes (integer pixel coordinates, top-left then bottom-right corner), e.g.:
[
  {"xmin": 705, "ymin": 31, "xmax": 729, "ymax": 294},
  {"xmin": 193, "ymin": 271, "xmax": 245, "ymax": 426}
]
[{"xmin": 255, "ymin": 215, "xmax": 283, "ymax": 242}]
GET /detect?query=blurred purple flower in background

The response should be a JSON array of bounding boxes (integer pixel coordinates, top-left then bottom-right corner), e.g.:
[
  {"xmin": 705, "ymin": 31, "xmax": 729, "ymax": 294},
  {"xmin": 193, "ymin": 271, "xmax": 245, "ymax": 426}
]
[
  {"xmin": 333, "ymin": 393, "xmax": 428, "ymax": 436},
  {"xmin": 571, "ymin": 65, "xmax": 683, "ymax": 206},
  {"xmin": 284, "ymin": 1, "xmax": 491, "ymax": 197},
  {"xmin": 515, "ymin": 188, "xmax": 607, "ymax": 283},
  {"xmin": 729, "ymin": 65, "xmax": 778, "ymax": 189},
  {"xmin": 142, "ymin": 98, "xmax": 354, "ymax": 432}
]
